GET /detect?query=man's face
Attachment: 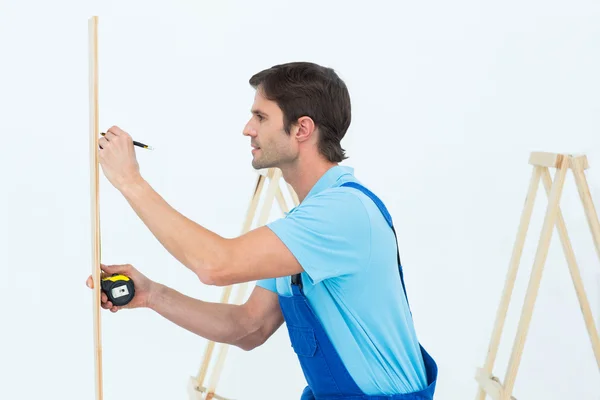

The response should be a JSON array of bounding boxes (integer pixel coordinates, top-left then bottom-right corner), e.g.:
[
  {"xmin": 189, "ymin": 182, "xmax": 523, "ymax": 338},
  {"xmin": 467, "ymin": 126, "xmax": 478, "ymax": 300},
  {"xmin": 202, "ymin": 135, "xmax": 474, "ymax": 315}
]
[{"xmin": 243, "ymin": 89, "xmax": 296, "ymax": 170}]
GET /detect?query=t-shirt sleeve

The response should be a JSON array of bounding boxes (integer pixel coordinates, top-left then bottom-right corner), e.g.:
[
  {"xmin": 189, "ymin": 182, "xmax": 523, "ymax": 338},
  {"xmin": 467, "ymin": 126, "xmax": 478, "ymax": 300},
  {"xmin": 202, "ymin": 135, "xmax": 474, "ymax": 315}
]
[
  {"xmin": 266, "ymin": 188, "xmax": 371, "ymax": 285},
  {"xmin": 256, "ymin": 278, "xmax": 277, "ymax": 293}
]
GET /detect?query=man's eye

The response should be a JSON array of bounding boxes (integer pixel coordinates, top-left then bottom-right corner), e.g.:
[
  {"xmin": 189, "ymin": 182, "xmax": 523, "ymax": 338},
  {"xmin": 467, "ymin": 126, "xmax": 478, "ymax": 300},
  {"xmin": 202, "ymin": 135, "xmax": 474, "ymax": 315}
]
[{"xmin": 257, "ymin": 115, "xmax": 264, "ymax": 121}]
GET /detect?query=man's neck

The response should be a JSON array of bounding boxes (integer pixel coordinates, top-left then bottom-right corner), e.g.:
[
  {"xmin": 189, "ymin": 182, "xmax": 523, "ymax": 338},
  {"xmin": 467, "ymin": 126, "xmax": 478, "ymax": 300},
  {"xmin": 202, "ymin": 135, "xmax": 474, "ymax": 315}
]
[{"xmin": 280, "ymin": 159, "xmax": 338, "ymax": 203}]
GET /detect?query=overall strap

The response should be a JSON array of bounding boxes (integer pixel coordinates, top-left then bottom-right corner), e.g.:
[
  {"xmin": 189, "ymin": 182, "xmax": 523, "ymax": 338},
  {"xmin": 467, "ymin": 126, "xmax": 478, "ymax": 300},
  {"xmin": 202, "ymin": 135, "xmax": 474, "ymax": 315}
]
[{"xmin": 339, "ymin": 181, "xmax": 410, "ymax": 311}]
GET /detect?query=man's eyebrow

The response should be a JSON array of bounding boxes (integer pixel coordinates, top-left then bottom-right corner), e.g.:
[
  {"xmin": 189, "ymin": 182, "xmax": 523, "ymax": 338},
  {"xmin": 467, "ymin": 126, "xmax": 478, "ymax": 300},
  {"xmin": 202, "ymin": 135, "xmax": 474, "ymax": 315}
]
[{"xmin": 251, "ymin": 109, "xmax": 268, "ymax": 116}]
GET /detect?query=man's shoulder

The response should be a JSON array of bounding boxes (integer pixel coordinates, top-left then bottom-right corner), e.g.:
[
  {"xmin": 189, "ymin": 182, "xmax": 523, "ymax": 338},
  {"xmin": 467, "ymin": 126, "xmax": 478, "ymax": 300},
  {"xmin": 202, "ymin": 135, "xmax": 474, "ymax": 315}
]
[
  {"xmin": 270, "ymin": 183, "xmax": 374, "ymax": 232},
  {"xmin": 294, "ymin": 185, "xmax": 371, "ymax": 221},
  {"xmin": 305, "ymin": 183, "xmax": 369, "ymax": 205}
]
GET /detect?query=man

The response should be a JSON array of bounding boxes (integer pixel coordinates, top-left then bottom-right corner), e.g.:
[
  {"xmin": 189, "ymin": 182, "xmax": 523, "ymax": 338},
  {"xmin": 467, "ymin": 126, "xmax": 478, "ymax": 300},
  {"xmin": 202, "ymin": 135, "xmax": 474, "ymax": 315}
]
[{"xmin": 86, "ymin": 62, "xmax": 437, "ymax": 399}]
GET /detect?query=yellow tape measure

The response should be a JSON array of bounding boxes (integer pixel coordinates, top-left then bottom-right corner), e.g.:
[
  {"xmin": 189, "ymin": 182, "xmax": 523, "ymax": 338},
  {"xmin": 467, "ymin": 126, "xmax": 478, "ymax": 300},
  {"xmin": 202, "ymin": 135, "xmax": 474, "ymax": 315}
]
[{"xmin": 101, "ymin": 274, "xmax": 135, "ymax": 306}]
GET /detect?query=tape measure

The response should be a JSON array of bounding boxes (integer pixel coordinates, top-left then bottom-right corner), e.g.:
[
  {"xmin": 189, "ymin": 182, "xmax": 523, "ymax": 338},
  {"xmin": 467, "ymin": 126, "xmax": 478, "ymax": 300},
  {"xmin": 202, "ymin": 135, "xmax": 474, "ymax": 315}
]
[{"xmin": 101, "ymin": 274, "xmax": 135, "ymax": 306}]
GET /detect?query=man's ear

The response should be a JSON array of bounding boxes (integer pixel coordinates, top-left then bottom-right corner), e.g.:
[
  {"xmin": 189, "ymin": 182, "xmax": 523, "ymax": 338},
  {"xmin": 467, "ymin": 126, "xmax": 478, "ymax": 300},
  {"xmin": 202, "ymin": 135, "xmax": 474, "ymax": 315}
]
[{"xmin": 295, "ymin": 116, "xmax": 316, "ymax": 143}]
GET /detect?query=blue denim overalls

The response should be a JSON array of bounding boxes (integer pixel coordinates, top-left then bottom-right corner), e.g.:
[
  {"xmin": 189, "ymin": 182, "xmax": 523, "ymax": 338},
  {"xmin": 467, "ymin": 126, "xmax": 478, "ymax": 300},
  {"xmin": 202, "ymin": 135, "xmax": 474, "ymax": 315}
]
[{"xmin": 278, "ymin": 182, "xmax": 438, "ymax": 400}]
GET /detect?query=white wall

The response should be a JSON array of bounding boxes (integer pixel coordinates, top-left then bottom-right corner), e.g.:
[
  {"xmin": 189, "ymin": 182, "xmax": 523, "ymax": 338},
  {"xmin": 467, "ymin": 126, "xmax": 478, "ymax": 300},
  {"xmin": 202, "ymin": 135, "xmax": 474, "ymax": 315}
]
[{"xmin": 1, "ymin": 1, "xmax": 600, "ymax": 399}]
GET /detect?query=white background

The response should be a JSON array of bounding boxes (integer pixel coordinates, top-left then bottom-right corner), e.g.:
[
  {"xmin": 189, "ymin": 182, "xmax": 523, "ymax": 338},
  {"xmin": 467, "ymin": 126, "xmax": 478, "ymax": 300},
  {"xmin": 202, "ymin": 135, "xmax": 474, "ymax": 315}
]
[{"xmin": 1, "ymin": 0, "xmax": 600, "ymax": 399}]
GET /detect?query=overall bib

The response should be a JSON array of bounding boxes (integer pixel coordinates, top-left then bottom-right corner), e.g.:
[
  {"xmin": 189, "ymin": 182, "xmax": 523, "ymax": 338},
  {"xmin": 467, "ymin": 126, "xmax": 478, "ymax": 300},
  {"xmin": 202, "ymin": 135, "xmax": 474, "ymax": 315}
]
[{"xmin": 278, "ymin": 182, "xmax": 438, "ymax": 400}]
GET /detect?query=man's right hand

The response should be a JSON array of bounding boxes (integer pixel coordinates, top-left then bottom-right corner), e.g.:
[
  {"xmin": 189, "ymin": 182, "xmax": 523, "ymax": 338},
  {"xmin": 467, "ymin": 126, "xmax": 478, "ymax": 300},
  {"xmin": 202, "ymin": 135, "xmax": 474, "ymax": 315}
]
[{"xmin": 86, "ymin": 263, "xmax": 157, "ymax": 312}]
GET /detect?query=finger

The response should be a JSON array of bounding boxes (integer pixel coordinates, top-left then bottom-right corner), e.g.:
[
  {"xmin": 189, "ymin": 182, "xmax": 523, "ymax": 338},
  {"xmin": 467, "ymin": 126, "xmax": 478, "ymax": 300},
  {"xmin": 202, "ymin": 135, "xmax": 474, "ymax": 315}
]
[
  {"xmin": 110, "ymin": 306, "xmax": 118, "ymax": 313},
  {"xmin": 98, "ymin": 137, "xmax": 109, "ymax": 149},
  {"xmin": 86, "ymin": 276, "xmax": 94, "ymax": 289},
  {"xmin": 107, "ymin": 126, "xmax": 126, "ymax": 137},
  {"xmin": 101, "ymin": 264, "xmax": 117, "ymax": 274},
  {"xmin": 105, "ymin": 130, "xmax": 119, "ymax": 141},
  {"xmin": 101, "ymin": 292, "xmax": 108, "ymax": 303},
  {"xmin": 102, "ymin": 263, "xmax": 132, "ymax": 276}
]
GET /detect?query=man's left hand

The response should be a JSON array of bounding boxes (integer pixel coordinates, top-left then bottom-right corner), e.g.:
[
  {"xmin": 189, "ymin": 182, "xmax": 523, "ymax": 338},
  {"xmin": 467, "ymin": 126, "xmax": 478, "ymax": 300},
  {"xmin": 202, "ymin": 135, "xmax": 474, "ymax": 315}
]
[{"xmin": 98, "ymin": 125, "xmax": 142, "ymax": 191}]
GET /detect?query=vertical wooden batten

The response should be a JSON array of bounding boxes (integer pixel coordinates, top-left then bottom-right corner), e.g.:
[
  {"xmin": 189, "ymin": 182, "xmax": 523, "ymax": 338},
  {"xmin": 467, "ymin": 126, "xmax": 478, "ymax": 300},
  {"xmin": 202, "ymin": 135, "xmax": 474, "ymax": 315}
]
[{"xmin": 89, "ymin": 15, "xmax": 103, "ymax": 400}]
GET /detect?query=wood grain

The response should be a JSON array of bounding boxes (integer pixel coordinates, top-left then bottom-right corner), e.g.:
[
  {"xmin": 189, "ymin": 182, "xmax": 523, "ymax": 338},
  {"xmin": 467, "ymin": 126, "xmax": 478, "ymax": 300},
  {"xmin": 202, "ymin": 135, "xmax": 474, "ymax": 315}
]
[{"xmin": 89, "ymin": 15, "xmax": 103, "ymax": 400}]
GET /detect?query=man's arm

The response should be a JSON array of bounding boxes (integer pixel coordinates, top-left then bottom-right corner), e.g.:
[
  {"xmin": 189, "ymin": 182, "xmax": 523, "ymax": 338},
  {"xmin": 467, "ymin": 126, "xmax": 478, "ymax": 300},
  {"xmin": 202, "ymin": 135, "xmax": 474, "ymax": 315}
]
[
  {"xmin": 119, "ymin": 178, "xmax": 302, "ymax": 286},
  {"xmin": 98, "ymin": 126, "xmax": 302, "ymax": 286},
  {"xmin": 149, "ymin": 284, "xmax": 284, "ymax": 351}
]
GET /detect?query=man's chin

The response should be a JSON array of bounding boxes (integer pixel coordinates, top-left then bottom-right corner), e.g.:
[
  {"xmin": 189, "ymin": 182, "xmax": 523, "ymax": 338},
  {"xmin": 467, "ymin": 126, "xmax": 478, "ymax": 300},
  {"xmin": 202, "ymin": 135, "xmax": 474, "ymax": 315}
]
[
  {"xmin": 251, "ymin": 154, "xmax": 280, "ymax": 170},
  {"xmin": 251, "ymin": 159, "xmax": 267, "ymax": 170}
]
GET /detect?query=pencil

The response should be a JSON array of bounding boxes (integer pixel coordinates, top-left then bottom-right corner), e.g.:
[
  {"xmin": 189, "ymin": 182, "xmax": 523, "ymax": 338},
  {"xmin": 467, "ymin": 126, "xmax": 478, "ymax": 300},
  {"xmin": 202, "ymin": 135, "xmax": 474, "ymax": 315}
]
[{"xmin": 100, "ymin": 132, "xmax": 154, "ymax": 150}]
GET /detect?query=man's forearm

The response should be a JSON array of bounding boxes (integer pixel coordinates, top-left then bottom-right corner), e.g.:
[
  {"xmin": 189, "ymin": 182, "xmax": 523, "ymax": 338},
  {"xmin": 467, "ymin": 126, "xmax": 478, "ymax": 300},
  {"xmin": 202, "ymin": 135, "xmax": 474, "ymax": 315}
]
[
  {"xmin": 149, "ymin": 283, "xmax": 259, "ymax": 348},
  {"xmin": 119, "ymin": 178, "xmax": 227, "ymax": 282}
]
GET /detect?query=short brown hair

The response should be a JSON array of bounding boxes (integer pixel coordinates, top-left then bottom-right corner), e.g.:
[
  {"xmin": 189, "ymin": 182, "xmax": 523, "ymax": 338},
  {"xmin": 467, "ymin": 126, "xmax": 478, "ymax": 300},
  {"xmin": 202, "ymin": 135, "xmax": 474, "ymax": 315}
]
[{"xmin": 249, "ymin": 62, "xmax": 351, "ymax": 162}]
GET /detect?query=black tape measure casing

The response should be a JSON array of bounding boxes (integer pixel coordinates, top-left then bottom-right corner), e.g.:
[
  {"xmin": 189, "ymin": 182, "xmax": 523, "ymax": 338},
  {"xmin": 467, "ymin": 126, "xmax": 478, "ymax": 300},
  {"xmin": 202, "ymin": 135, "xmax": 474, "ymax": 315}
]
[{"xmin": 101, "ymin": 274, "xmax": 135, "ymax": 306}]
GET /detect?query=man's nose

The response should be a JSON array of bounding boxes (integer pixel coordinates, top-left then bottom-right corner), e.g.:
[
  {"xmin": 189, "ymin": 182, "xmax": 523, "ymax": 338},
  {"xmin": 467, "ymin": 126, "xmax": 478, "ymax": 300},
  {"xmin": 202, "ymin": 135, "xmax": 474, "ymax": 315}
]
[{"xmin": 243, "ymin": 122, "xmax": 256, "ymax": 137}]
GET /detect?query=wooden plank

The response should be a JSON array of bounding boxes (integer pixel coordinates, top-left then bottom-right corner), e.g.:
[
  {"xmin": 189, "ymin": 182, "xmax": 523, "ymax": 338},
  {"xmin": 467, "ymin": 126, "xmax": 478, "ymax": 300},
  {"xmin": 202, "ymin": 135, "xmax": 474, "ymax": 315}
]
[
  {"xmin": 528, "ymin": 152, "xmax": 563, "ymax": 168},
  {"xmin": 195, "ymin": 173, "xmax": 266, "ymax": 387},
  {"xmin": 256, "ymin": 167, "xmax": 270, "ymax": 177},
  {"xmin": 88, "ymin": 15, "xmax": 103, "ymax": 400},
  {"xmin": 571, "ymin": 154, "xmax": 590, "ymax": 170},
  {"xmin": 540, "ymin": 167, "xmax": 600, "ymax": 369},
  {"xmin": 475, "ymin": 166, "xmax": 541, "ymax": 400},
  {"xmin": 474, "ymin": 368, "xmax": 504, "ymax": 400},
  {"xmin": 193, "ymin": 168, "xmax": 299, "ymax": 398},
  {"xmin": 528, "ymin": 152, "xmax": 589, "ymax": 170},
  {"xmin": 476, "ymin": 151, "xmax": 596, "ymax": 400},
  {"xmin": 503, "ymin": 160, "xmax": 569, "ymax": 397},
  {"xmin": 188, "ymin": 377, "xmax": 233, "ymax": 400},
  {"xmin": 205, "ymin": 168, "xmax": 284, "ymax": 398},
  {"xmin": 572, "ymin": 157, "xmax": 600, "ymax": 262}
]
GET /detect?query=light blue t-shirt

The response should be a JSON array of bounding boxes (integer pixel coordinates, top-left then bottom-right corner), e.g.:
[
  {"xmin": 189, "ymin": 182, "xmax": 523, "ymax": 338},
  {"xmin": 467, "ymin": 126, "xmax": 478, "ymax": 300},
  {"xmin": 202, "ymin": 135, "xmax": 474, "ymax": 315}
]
[{"xmin": 257, "ymin": 165, "xmax": 428, "ymax": 395}]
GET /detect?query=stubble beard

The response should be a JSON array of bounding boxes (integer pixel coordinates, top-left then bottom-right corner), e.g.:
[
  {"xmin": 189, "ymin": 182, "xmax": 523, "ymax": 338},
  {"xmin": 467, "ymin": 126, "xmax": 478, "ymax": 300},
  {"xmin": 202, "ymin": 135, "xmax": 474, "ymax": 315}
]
[
  {"xmin": 251, "ymin": 148, "xmax": 276, "ymax": 170},
  {"xmin": 251, "ymin": 134, "xmax": 292, "ymax": 170}
]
